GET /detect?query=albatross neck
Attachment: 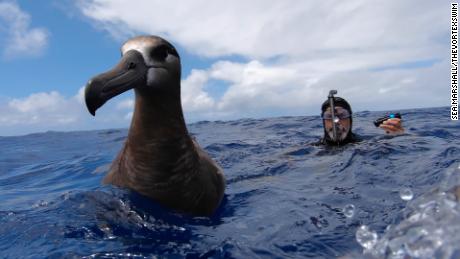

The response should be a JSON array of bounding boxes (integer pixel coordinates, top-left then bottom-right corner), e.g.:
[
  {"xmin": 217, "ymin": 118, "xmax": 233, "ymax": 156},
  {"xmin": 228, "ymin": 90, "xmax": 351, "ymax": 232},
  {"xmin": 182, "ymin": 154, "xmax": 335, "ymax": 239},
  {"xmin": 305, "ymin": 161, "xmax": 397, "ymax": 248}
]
[
  {"xmin": 128, "ymin": 89, "xmax": 189, "ymax": 142},
  {"xmin": 119, "ymin": 88, "xmax": 200, "ymax": 189}
]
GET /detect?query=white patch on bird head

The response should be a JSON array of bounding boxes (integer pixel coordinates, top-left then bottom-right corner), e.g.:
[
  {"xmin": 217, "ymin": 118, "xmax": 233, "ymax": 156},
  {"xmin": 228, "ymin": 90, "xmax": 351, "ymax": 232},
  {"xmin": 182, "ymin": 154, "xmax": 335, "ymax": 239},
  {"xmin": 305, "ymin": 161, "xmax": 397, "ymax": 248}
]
[{"xmin": 121, "ymin": 37, "xmax": 159, "ymax": 66}]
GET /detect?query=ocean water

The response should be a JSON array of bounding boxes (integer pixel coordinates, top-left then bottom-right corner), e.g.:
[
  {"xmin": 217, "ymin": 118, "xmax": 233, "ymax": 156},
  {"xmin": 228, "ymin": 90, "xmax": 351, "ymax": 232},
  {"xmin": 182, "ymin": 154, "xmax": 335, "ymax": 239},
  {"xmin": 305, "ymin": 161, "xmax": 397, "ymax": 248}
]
[{"xmin": 0, "ymin": 106, "xmax": 459, "ymax": 258}]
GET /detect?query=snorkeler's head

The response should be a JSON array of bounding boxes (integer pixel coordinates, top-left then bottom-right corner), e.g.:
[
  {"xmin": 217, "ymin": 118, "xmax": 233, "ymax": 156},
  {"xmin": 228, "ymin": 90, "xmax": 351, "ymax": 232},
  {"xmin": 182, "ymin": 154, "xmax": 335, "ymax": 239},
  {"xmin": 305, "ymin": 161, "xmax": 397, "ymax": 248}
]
[
  {"xmin": 321, "ymin": 97, "xmax": 352, "ymax": 115},
  {"xmin": 321, "ymin": 97, "xmax": 353, "ymax": 144}
]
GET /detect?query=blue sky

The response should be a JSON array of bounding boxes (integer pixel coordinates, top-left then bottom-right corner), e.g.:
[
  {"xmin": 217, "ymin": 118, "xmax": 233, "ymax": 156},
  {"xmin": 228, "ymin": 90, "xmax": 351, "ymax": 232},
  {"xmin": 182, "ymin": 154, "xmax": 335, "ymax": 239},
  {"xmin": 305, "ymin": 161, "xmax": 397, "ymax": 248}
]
[{"xmin": 0, "ymin": 0, "xmax": 450, "ymax": 136}]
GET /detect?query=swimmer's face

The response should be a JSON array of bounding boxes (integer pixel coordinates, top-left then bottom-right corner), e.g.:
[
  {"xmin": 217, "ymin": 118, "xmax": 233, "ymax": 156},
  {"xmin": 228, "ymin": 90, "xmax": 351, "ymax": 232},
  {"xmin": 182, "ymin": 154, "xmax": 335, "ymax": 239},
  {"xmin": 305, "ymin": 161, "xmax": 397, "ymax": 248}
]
[{"xmin": 322, "ymin": 106, "xmax": 351, "ymax": 142}]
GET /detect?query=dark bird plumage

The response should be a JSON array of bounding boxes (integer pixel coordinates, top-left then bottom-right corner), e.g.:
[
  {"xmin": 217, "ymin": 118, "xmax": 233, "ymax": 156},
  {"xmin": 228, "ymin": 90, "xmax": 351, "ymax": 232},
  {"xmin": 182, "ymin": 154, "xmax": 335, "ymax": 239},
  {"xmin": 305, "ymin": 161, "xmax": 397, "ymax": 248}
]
[{"xmin": 84, "ymin": 36, "xmax": 225, "ymax": 216}]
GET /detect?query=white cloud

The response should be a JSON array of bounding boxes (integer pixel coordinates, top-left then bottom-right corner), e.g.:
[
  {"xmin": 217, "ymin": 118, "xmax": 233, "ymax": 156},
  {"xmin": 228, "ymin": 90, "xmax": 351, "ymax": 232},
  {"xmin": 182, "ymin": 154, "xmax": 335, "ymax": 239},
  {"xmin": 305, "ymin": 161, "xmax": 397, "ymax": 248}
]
[
  {"xmin": 179, "ymin": 56, "xmax": 448, "ymax": 120},
  {"xmin": 9, "ymin": 91, "xmax": 66, "ymax": 113},
  {"xmin": 181, "ymin": 69, "xmax": 215, "ymax": 112},
  {"xmin": 210, "ymin": 60, "xmax": 309, "ymax": 111},
  {"xmin": 74, "ymin": 0, "xmax": 448, "ymax": 121},
  {"xmin": 0, "ymin": 91, "xmax": 80, "ymax": 131},
  {"xmin": 77, "ymin": 1, "xmax": 445, "ymax": 60},
  {"xmin": 0, "ymin": 88, "xmax": 133, "ymax": 136},
  {"xmin": 0, "ymin": 2, "xmax": 49, "ymax": 59},
  {"xmin": 116, "ymin": 99, "xmax": 134, "ymax": 110},
  {"xmin": 76, "ymin": 86, "xmax": 86, "ymax": 104}
]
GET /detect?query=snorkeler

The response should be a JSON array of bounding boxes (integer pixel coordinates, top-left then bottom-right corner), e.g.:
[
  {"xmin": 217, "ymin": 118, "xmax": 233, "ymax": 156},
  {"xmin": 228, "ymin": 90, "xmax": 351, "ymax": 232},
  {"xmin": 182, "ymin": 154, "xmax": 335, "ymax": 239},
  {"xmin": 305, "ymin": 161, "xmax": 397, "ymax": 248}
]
[{"xmin": 319, "ymin": 90, "xmax": 404, "ymax": 146}]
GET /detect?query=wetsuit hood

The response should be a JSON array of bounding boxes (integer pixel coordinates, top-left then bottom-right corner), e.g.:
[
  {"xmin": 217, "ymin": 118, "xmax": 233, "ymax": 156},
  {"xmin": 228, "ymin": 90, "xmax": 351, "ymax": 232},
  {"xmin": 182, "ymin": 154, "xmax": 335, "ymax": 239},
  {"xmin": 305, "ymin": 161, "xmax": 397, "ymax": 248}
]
[{"xmin": 320, "ymin": 97, "xmax": 355, "ymax": 145}]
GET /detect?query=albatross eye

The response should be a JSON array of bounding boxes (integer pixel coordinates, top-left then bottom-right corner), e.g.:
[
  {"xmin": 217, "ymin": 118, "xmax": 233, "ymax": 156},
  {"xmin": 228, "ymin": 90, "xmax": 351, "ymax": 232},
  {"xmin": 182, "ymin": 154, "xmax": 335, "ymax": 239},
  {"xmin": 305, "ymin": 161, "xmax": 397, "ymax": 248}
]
[
  {"xmin": 151, "ymin": 45, "xmax": 169, "ymax": 61},
  {"xmin": 127, "ymin": 62, "xmax": 136, "ymax": 69}
]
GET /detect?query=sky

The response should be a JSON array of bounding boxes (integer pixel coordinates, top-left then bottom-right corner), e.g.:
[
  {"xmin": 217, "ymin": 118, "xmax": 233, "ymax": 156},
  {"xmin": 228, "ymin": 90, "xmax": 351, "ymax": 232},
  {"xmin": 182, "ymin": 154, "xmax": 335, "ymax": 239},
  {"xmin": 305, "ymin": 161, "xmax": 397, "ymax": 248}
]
[{"xmin": 0, "ymin": 0, "xmax": 451, "ymax": 136}]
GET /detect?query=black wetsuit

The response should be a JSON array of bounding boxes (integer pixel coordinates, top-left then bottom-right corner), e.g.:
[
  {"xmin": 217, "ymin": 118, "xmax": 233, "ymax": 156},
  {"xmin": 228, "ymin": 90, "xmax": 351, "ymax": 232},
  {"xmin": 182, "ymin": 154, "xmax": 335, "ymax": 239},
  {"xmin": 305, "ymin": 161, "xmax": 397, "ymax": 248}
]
[{"xmin": 315, "ymin": 132, "xmax": 361, "ymax": 146}]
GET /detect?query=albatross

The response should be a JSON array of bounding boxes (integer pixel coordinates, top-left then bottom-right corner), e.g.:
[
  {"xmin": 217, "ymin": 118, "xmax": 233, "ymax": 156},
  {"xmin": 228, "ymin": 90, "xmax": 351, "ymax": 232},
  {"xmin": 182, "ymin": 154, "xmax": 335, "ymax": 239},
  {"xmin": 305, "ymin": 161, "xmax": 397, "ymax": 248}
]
[{"xmin": 84, "ymin": 35, "xmax": 225, "ymax": 216}]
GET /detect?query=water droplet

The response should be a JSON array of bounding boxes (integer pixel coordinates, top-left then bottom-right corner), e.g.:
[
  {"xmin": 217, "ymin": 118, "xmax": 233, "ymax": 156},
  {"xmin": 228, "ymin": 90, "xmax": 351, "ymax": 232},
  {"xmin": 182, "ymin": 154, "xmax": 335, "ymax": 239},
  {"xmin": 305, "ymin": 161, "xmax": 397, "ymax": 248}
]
[
  {"xmin": 400, "ymin": 188, "xmax": 414, "ymax": 201},
  {"xmin": 343, "ymin": 204, "xmax": 355, "ymax": 218},
  {"xmin": 356, "ymin": 225, "xmax": 378, "ymax": 250},
  {"xmin": 405, "ymin": 232, "xmax": 442, "ymax": 258}
]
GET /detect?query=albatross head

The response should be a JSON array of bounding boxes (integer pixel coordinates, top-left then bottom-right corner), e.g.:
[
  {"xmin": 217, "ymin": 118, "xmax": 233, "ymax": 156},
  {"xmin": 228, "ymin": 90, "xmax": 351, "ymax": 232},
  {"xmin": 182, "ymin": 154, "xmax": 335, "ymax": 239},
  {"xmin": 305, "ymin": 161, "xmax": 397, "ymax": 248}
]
[{"xmin": 85, "ymin": 35, "xmax": 181, "ymax": 115}]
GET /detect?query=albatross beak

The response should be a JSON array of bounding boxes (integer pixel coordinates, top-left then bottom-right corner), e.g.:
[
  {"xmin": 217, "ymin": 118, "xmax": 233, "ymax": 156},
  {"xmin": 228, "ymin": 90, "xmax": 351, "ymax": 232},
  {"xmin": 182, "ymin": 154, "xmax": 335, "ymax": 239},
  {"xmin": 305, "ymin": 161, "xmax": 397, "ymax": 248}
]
[{"xmin": 85, "ymin": 50, "xmax": 147, "ymax": 116}]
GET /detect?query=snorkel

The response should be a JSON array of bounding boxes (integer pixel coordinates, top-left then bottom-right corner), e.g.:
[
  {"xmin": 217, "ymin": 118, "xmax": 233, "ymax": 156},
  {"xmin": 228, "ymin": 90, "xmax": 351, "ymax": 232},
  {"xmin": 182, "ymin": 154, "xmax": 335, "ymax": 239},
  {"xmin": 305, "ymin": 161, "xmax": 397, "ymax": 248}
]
[
  {"xmin": 328, "ymin": 90, "xmax": 338, "ymax": 142},
  {"xmin": 320, "ymin": 94, "xmax": 354, "ymax": 145}
]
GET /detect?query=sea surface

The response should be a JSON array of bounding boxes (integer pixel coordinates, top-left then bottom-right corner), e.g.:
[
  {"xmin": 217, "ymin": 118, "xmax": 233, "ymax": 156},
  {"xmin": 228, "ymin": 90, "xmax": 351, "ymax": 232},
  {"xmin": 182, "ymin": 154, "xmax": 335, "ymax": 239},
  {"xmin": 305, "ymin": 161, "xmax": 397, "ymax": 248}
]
[{"xmin": 1, "ymin": 106, "xmax": 459, "ymax": 258}]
